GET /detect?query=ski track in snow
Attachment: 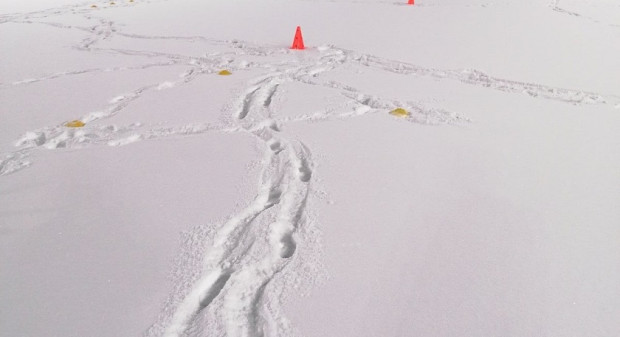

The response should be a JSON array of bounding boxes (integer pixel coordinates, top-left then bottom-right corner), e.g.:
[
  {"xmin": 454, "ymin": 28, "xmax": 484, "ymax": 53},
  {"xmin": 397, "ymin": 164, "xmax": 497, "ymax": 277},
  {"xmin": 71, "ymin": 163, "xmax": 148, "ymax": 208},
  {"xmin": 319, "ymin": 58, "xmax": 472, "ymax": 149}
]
[
  {"xmin": 548, "ymin": 0, "xmax": 620, "ymax": 28},
  {"xmin": 1, "ymin": 1, "xmax": 619, "ymax": 336}
]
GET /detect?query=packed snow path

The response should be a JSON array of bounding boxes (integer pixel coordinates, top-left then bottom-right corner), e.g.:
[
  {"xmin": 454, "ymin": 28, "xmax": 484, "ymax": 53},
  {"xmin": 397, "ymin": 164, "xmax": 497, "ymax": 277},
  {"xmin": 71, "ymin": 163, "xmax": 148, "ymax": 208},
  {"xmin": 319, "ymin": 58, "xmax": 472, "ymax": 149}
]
[
  {"xmin": 156, "ymin": 72, "xmax": 315, "ymax": 336},
  {"xmin": 2, "ymin": 1, "xmax": 619, "ymax": 337}
]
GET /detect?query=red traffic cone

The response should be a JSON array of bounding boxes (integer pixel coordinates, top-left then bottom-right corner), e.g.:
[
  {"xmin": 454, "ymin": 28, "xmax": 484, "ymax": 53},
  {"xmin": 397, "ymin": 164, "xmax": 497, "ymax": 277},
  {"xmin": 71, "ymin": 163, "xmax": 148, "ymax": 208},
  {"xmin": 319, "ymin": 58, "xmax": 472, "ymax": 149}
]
[
  {"xmin": 408, "ymin": 0, "xmax": 414, "ymax": 4},
  {"xmin": 291, "ymin": 26, "xmax": 305, "ymax": 50}
]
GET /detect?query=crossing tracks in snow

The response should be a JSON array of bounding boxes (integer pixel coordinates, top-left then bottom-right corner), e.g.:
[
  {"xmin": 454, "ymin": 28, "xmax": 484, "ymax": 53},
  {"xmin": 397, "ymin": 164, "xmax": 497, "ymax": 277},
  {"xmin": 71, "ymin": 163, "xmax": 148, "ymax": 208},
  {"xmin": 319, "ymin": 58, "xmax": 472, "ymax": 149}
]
[{"xmin": 1, "ymin": 1, "xmax": 619, "ymax": 336}]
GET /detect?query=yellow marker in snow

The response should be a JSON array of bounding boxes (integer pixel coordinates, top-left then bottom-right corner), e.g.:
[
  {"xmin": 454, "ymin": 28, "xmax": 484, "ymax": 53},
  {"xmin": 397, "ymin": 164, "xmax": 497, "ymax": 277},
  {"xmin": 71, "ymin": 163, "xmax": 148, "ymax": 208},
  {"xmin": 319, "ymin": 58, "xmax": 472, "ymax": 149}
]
[
  {"xmin": 389, "ymin": 108, "xmax": 410, "ymax": 117},
  {"xmin": 218, "ymin": 70, "xmax": 232, "ymax": 76},
  {"xmin": 65, "ymin": 120, "xmax": 86, "ymax": 128},
  {"xmin": 91, "ymin": 4, "xmax": 97, "ymax": 8},
  {"xmin": 110, "ymin": 1, "xmax": 116, "ymax": 5}
]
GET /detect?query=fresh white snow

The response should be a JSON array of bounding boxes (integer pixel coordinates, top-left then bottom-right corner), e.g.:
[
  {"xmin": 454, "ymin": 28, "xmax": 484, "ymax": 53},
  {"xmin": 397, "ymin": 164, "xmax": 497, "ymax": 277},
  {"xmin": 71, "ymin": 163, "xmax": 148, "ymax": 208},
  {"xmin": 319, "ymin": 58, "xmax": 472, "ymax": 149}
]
[{"xmin": 1, "ymin": 0, "xmax": 619, "ymax": 336}]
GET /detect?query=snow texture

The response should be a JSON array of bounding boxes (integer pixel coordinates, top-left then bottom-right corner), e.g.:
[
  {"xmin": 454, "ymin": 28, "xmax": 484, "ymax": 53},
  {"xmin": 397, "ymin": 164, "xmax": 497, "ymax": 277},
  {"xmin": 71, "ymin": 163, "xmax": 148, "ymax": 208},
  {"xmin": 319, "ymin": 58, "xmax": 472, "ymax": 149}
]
[{"xmin": 1, "ymin": 0, "xmax": 619, "ymax": 336}]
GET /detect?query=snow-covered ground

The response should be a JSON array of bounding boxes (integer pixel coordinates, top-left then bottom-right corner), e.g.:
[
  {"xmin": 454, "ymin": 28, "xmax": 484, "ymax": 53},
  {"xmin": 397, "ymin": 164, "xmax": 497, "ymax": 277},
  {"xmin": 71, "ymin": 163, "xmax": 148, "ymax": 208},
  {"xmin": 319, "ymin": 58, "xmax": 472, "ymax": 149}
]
[{"xmin": 1, "ymin": 0, "xmax": 619, "ymax": 336}]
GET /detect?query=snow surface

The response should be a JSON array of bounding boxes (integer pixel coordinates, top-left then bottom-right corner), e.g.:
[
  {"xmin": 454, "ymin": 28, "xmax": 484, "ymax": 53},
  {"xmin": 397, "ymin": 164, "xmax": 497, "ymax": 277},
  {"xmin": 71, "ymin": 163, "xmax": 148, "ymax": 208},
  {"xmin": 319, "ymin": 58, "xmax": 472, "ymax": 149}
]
[{"xmin": 1, "ymin": 0, "xmax": 619, "ymax": 336}]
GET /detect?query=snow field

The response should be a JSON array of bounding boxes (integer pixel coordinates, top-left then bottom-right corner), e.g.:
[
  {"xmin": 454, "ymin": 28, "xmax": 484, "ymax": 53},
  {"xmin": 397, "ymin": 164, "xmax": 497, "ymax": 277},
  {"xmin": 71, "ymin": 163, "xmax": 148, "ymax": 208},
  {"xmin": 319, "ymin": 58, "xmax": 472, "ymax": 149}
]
[{"xmin": 1, "ymin": 0, "xmax": 619, "ymax": 336}]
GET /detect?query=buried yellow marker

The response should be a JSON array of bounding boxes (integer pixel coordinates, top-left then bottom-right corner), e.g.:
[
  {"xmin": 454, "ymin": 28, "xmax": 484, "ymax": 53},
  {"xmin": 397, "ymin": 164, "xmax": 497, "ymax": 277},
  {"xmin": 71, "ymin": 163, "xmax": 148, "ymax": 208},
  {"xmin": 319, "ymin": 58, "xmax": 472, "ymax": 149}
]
[
  {"xmin": 91, "ymin": 5, "xmax": 97, "ymax": 8},
  {"xmin": 65, "ymin": 120, "xmax": 86, "ymax": 128},
  {"xmin": 389, "ymin": 108, "xmax": 410, "ymax": 118},
  {"xmin": 218, "ymin": 70, "xmax": 232, "ymax": 76}
]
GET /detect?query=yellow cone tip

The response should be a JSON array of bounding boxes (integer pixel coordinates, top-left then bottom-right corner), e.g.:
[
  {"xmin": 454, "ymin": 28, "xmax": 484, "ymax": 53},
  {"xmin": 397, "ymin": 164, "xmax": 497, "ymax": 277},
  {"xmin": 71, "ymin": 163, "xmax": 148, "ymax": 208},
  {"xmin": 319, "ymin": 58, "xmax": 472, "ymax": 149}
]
[
  {"xmin": 218, "ymin": 70, "xmax": 232, "ymax": 76},
  {"xmin": 389, "ymin": 108, "xmax": 410, "ymax": 118},
  {"xmin": 65, "ymin": 120, "xmax": 86, "ymax": 128}
]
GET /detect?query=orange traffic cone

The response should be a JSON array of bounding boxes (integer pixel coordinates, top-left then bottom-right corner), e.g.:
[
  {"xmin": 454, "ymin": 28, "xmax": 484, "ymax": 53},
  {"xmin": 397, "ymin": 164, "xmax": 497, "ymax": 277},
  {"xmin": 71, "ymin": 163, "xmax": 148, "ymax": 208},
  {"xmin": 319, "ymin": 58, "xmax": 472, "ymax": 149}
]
[
  {"xmin": 291, "ymin": 26, "xmax": 305, "ymax": 50},
  {"xmin": 408, "ymin": 0, "xmax": 414, "ymax": 4}
]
